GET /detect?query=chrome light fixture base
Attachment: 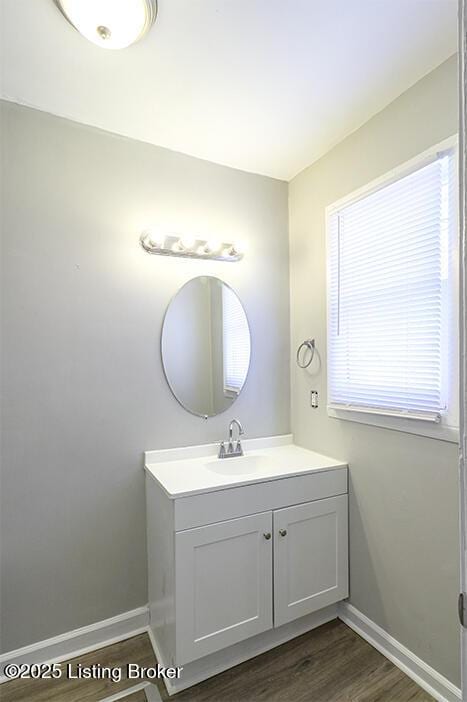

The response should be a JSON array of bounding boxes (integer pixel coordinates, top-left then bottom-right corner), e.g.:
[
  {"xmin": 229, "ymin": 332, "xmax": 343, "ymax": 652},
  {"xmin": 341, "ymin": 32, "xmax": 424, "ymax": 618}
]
[
  {"xmin": 54, "ymin": 0, "xmax": 158, "ymax": 49},
  {"xmin": 140, "ymin": 231, "xmax": 244, "ymax": 263}
]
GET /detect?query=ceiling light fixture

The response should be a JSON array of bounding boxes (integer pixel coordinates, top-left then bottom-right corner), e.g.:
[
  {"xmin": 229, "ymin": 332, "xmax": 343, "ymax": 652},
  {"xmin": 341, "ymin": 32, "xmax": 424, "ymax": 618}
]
[{"xmin": 54, "ymin": 0, "xmax": 158, "ymax": 50}]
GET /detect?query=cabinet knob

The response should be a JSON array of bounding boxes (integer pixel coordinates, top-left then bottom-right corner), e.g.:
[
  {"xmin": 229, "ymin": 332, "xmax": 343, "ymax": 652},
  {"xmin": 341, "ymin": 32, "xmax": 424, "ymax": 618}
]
[
  {"xmin": 263, "ymin": 532, "xmax": 271, "ymax": 540},
  {"xmin": 279, "ymin": 529, "xmax": 287, "ymax": 537}
]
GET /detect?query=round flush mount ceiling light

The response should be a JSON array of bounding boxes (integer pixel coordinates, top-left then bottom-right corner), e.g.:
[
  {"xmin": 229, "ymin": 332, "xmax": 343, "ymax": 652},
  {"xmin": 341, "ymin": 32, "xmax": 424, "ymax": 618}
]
[{"xmin": 54, "ymin": 0, "xmax": 158, "ymax": 49}]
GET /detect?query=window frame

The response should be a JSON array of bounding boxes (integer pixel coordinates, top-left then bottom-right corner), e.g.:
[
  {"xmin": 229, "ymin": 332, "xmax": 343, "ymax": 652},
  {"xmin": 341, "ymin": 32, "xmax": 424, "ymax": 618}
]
[
  {"xmin": 325, "ymin": 135, "xmax": 459, "ymax": 443},
  {"xmin": 221, "ymin": 284, "xmax": 251, "ymax": 398}
]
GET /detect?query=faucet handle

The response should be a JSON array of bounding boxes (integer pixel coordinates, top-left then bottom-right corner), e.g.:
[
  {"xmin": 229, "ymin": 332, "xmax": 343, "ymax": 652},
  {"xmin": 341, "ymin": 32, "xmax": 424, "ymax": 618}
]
[
  {"xmin": 218, "ymin": 441, "xmax": 226, "ymax": 459},
  {"xmin": 235, "ymin": 439, "xmax": 244, "ymax": 456}
]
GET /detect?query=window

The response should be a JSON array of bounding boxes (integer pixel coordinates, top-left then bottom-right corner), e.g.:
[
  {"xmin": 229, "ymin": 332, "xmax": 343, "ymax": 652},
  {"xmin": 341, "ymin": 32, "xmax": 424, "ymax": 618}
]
[
  {"xmin": 222, "ymin": 285, "xmax": 251, "ymax": 395},
  {"xmin": 326, "ymin": 137, "xmax": 458, "ymax": 441}
]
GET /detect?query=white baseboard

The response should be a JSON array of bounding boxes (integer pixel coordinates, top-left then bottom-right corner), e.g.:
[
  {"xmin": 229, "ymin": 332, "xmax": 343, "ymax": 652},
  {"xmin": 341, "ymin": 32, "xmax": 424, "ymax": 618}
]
[
  {"xmin": 148, "ymin": 604, "xmax": 339, "ymax": 695},
  {"xmin": 146, "ymin": 627, "xmax": 175, "ymax": 694},
  {"xmin": 338, "ymin": 602, "xmax": 461, "ymax": 702},
  {"xmin": 1, "ymin": 601, "xmax": 460, "ymax": 702},
  {"xmin": 98, "ymin": 681, "xmax": 162, "ymax": 702},
  {"xmin": 0, "ymin": 606, "xmax": 149, "ymax": 682}
]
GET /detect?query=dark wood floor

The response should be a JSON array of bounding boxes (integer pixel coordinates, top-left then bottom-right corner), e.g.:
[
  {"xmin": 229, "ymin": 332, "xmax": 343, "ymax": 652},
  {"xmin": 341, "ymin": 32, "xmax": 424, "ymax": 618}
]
[
  {"xmin": 1, "ymin": 620, "xmax": 434, "ymax": 702},
  {"xmin": 123, "ymin": 693, "xmax": 147, "ymax": 702},
  {"xmin": 0, "ymin": 634, "xmax": 155, "ymax": 702},
  {"xmin": 126, "ymin": 693, "xmax": 149, "ymax": 702}
]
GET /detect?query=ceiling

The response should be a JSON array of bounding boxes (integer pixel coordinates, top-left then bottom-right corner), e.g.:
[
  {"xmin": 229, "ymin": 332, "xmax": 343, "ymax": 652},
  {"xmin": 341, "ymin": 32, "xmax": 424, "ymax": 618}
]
[{"xmin": 0, "ymin": 0, "xmax": 458, "ymax": 181}]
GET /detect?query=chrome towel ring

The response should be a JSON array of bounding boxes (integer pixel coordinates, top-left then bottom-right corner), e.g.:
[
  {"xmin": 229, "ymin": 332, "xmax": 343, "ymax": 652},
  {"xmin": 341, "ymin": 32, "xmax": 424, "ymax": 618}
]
[{"xmin": 296, "ymin": 338, "xmax": 315, "ymax": 368}]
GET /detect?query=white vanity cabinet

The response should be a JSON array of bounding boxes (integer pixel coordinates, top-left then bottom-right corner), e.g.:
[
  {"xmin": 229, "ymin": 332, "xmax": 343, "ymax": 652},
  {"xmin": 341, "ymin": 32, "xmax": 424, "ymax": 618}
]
[
  {"xmin": 175, "ymin": 511, "xmax": 273, "ymax": 664},
  {"xmin": 145, "ymin": 438, "xmax": 348, "ymax": 693},
  {"xmin": 273, "ymin": 495, "xmax": 348, "ymax": 627},
  {"xmin": 174, "ymin": 496, "xmax": 348, "ymax": 665}
]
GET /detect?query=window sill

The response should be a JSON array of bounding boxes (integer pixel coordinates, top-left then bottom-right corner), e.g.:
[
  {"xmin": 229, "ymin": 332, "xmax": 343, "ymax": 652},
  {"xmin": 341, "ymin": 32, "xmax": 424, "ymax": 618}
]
[
  {"xmin": 328, "ymin": 407, "xmax": 459, "ymax": 443},
  {"xmin": 223, "ymin": 388, "xmax": 239, "ymax": 399}
]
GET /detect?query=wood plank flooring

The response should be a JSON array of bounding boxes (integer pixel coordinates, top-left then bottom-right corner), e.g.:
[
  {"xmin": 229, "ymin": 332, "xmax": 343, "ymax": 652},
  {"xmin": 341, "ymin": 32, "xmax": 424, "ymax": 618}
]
[
  {"xmin": 0, "ymin": 635, "xmax": 156, "ymax": 702},
  {"xmin": 0, "ymin": 620, "xmax": 434, "ymax": 702}
]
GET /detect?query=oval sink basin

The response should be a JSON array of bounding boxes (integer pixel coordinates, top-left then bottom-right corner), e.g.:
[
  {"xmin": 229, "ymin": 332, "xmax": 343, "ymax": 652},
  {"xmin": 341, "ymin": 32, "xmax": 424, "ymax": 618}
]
[{"xmin": 206, "ymin": 454, "xmax": 273, "ymax": 476}]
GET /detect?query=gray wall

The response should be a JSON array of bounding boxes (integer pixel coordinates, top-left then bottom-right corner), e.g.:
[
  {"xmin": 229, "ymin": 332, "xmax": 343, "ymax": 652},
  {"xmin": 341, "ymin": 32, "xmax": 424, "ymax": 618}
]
[
  {"xmin": 0, "ymin": 101, "xmax": 290, "ymax": 652},
  {"xmin": 289, "ymin": 55, "xmax": 460, "ymax": 684}
]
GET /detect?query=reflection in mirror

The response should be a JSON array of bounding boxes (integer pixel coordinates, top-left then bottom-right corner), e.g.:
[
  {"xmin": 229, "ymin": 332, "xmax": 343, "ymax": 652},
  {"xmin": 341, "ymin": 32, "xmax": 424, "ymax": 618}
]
[{"xmin": 161, "ymin": 276, "xmax": 251, "ymax": 417}]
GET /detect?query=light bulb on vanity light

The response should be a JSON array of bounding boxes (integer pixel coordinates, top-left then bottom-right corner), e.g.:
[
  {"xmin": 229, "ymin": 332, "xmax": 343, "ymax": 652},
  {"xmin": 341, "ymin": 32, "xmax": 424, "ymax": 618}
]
[
  {"xmin": 205, "ymin": 240, "xmax": 221, "ymax": 254},
  {"xmin": 225, "ymin": 240, "xmax": 247, "ymax": 257},
  {"xmin": 53, "ymin": 0, "xmax": 158, "ymax": 49},
  {"xmin": 143, "ymin": 228, "xmax": 164, "ymax": 249},
  {"xmin": 180, "ymin": 236, "xmax": 196, "ymax": 251}
]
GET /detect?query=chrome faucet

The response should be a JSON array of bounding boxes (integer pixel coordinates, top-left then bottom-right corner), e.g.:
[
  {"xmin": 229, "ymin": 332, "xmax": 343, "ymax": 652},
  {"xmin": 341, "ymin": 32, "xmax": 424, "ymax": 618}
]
[{"xmin": 218, "ymin": 419, "xmax": 244, "ymax": 458}]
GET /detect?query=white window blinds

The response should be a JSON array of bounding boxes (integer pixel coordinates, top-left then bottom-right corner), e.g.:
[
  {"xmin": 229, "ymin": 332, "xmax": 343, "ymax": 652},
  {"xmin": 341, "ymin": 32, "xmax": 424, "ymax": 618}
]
[
  {"xmin": 222, "ymin": 286, "xmax": 251, "ymax": 394},
  {"xmin": 327, "ymin": 148, "xmax": 455, "ymax": 422}
]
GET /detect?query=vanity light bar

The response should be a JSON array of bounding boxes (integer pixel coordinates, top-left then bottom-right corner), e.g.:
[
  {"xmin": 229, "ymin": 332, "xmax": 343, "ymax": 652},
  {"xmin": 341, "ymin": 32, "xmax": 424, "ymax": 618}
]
[{"xmin": 140, "ymin": 231, "xmax": 244, "ymax": 262}]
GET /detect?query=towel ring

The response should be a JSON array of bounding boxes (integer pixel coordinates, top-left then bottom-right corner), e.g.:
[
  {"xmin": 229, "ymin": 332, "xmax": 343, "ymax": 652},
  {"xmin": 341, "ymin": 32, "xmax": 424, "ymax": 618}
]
[{"xmin": 296, "ymin": 338, "xmax": 315, "ymax": 369}]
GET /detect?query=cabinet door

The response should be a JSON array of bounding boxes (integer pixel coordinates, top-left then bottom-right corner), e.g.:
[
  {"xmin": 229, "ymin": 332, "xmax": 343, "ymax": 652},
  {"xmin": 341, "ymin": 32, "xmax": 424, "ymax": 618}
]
[
  {"xmin": 175, "ymin": 511, "xmax": 273, "ymax": 664},
  {"xmin": 274, "ymin": 495, "xmax": 348, "ymax": 627}
]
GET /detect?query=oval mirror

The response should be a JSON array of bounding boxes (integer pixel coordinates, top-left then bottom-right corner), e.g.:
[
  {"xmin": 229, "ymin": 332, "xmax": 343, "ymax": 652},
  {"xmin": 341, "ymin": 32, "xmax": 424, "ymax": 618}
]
[{"xmin": 161, "ymin": 276, "xmax": 251, "ymax": 417}]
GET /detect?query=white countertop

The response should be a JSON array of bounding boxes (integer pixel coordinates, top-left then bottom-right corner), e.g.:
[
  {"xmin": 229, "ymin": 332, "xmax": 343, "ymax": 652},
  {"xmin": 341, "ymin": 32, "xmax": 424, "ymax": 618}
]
[{"xmin": 144, "ymin": 435, "xmax": 347, "ymax": 499}]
